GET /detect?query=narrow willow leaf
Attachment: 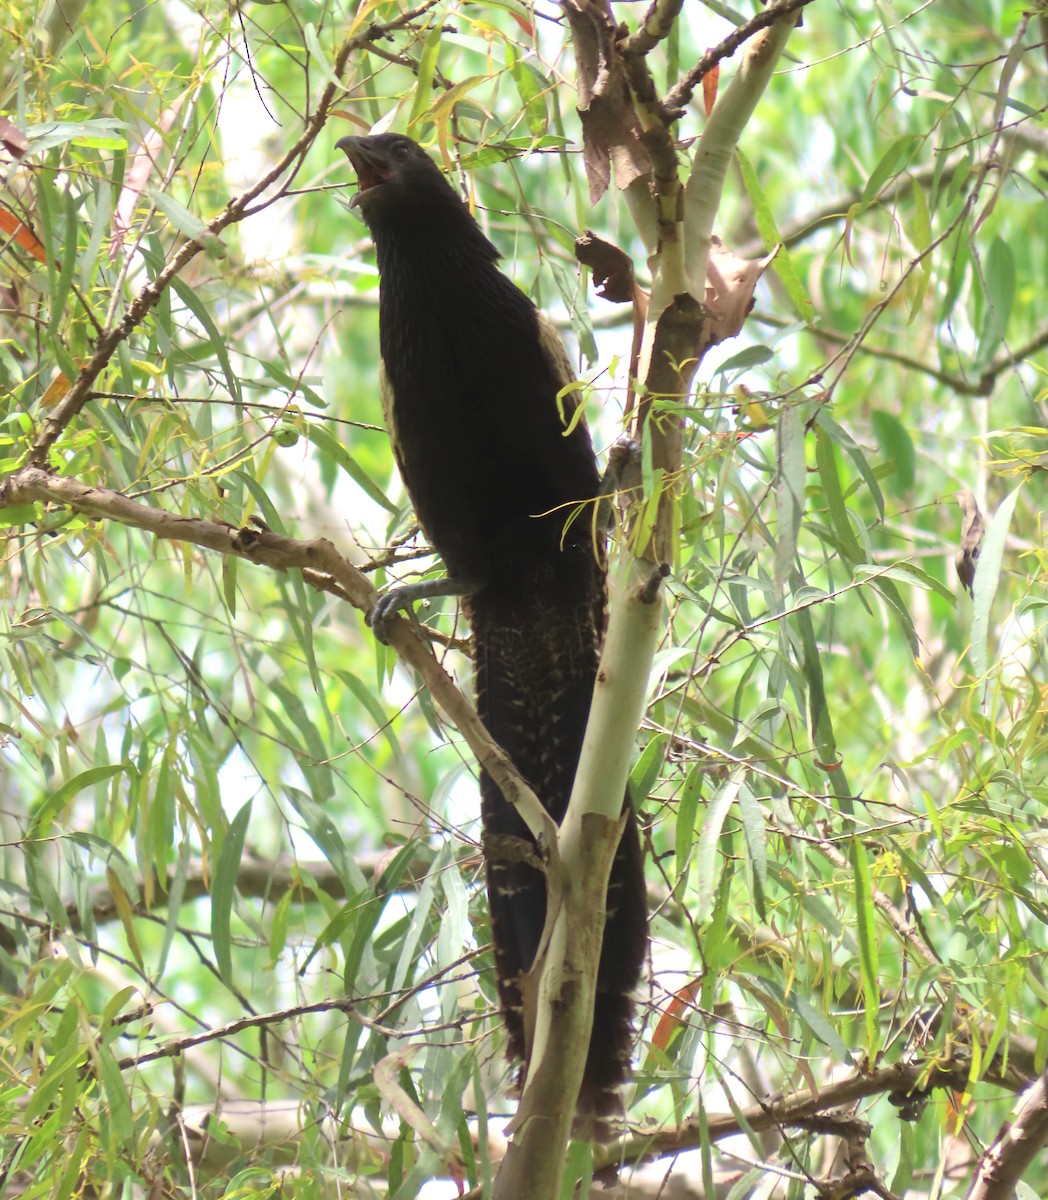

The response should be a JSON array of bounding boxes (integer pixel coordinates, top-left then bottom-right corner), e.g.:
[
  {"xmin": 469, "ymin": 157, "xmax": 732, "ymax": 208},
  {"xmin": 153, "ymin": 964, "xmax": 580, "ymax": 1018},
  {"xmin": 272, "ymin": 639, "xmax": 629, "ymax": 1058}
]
[
  {"xmin": 859, "ymin": 135, "xmax": 919, "ymax": 212},
  {"xmin": 212, "ymin": 799, "xmax": 252, "ymax": 984},
  {"xmin": 168, "ymin": 272, "xmax": 241, "ymax": 401},
  {"xmin": 774, "ymin": 405, "xmax": 805, "ymax": 603},
  {"xmin": 559, "ymin": 1140, "xmax": 593, "ymax": 1200},
  {"xmin": 815, "ymin": 425, "xmax": 862, "ymax": 565},
  {"xmin": 790, "ymin": 990, "xmax": 851, "ymax": 1059},
  {"xmin": 47, "ymin": 188, "xmax": 77, "ymax": 336},
  {"xmin": 630, "ymin": 732, "xmax": 668, "ymax": 801},
  {"xmin": 221, "ymin": 554, "xmax": 237, "ymax": 617},
  {"xmin": 147, "ymin": 187, "xmax": 226, "ymax": 257},
  {"xmin": 26, "ymin": 117, "xmax": 128, "ymax": 155},
  {"xmin": 737, "ymin": 150, "xmax": 814, "ymax": 321},
  {"xmin": 870, "ymin": 409, "xmax": 916, "ymax": 493},
  {"xmin": 717, "ymin": 344, "xmax": 773, "ymax": 375},
  {"xmin": 675, "ymin": 764, "xmax": 703, "ymax": 886},
  {"xmin": 884, "ymin": 560, "xmax": 956, "ymax": 603},
  {"xmin": 907, "ymin": 178, "xmax": 933, "ymax": 322},
  {"xmin": 303, "ymin": 22, "xmax": 342, "ymax": 88},
  {"xmin": 30, "ymin": 764, "xmax": 127, "ymax": 835},
  {"xmin": 95, "ymin": 1041, "xmax": 134, "ymax": 1148},
  {"xmin": 333, "ymin": 669, "xmax": 400, "ymax": 756},
  {"xmin": 408, "ymin": 27, "xmax": 443, "ymax": 127},
  {"xmin": 696, "ymin": 769, "xmax": 743, "ymax": 923},
  {"xmin": 736, "ymin": 783, "xmax": 767, "ymax": 919},
  {"xmin": 971, "ymin": 483, "xmax": 1023, "ymax": 681},
  {"xmin": 890, "ymin": 1121, "xmax": 915, "ymax": 1195},
  {"xmin": 816, "ymin": 411, "xmax": 884, "ymax": 518},
  {"xmin": 106, "ymin": 865, "xmax": 143, "ymax": 968},
  {"xmin": 548, "ymin": 258, "xmax": 597, "ymax": 366},
  {"xmin": 304, "ymin": 423, "xmax": 397, "ymax": 512},
  {"xmin": 794, "ymin": 605, "xmax": 852, "ymax": 807},
  {"xmin": 54, "ymin": 1128, "xmax": 87, "ymax": 1200},
  {"xmin": 285, "ymin": 789, "xmax": 368, "ymax": 892},
  {"xmin": 391, "ymin": 842, "xmax": 447, "ymax": 994},
  {"xmin": 158, "ymin": 840, "xmax": 192, "ymax": 976},
  {"xmin": 511, "ymin": 58, "xmax": 550, "ymax": 139},
  {"xmin": 850, "ymin": 836, "xmax": 880, "ymax": 1057}
]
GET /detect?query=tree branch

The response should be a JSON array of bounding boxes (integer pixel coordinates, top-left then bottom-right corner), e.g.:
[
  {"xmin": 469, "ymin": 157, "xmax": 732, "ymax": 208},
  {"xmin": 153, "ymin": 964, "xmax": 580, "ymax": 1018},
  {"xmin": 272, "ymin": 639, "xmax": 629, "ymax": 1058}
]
[
  {"xmin": 967, "ymin": 1067, "xmax": 1048, "ymax": 1200},
  {"xmin": 598, "ymin": 1058, "xmax": 1024, "ymax": 1173},
  {"xmin": 24, "ymin": 1, "xmax": 440, "ymax": 467},
  {"xmin": 663, "ymin": 0, "xmax": 816, "ymax": 114},
  {"xmin": 0, "ymin": 466, "xmax": 558, "ymax": 848}
]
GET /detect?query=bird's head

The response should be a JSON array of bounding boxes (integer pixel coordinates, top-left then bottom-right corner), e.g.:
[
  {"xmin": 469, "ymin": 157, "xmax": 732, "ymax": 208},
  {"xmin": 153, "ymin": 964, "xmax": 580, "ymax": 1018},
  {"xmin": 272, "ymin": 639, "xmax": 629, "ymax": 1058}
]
[{"xmin": 336, "ymin": 133, "xmax": 449, "ymax": 222}]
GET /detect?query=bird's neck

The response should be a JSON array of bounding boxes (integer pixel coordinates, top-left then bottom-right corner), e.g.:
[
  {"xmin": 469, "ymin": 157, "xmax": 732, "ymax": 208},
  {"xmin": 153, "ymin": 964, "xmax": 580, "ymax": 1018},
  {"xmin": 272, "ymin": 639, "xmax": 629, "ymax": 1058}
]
[{"xmin": 369, "ymin": 200, "xmax": 501, "ymax": 290}]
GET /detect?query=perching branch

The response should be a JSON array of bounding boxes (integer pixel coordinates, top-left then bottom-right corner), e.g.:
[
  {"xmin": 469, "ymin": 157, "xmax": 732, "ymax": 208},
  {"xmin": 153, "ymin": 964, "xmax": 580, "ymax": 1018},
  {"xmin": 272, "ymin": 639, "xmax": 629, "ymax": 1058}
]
[
  {"xmin": 0, "ymin": 466, "xmax": 557, "ymax": 848},
  {"xmin": 967, "ymin": 1067, "xmax": 1048, "ymax": 1200},
  {"xmin": 598, "ymin": 1058, "xmax": 1026, "ymax": 1173}
]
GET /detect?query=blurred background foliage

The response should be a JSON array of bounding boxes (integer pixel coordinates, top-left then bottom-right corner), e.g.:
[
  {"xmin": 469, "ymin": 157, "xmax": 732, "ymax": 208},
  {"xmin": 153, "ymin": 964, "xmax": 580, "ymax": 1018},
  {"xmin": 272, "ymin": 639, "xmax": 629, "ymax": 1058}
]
[{"xmin": 1, "ymin": 0, "xmax": 1046, "ymax": 1194}]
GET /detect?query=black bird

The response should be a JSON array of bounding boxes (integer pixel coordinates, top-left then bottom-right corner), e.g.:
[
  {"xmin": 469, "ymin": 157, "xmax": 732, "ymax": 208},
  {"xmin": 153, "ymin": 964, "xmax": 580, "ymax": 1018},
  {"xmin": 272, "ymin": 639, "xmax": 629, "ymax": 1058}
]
[{"xmin": 336, "ymin": 132, "xmax": 647, "ymax": 1127}]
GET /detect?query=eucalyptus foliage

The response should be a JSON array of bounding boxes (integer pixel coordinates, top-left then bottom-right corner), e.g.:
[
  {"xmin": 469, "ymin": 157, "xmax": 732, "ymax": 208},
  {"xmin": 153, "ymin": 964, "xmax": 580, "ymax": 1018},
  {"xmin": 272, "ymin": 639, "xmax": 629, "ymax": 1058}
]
[{"xmin": 1, "ymin": 0, "xmax": 1046, "ymax": 1196}]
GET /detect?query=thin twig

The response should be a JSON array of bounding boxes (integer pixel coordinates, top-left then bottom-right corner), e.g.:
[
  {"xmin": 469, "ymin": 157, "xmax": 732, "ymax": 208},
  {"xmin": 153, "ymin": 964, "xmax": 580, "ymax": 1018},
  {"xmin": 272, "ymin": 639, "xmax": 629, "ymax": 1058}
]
[
  {"xmin": 24, "ymin": 1, "xmax": 441, "ymax": 467},
  {"xmin": 663, "ymin": 0, "xmax": 817, "ymax": 114}
]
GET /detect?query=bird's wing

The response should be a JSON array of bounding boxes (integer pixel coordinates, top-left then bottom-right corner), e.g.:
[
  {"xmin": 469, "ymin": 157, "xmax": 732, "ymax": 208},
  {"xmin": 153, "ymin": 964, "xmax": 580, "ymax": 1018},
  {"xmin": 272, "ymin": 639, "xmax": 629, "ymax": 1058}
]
[{"xmin": 536, "ymin": 310, "xmax": 580, "ymax": 422}]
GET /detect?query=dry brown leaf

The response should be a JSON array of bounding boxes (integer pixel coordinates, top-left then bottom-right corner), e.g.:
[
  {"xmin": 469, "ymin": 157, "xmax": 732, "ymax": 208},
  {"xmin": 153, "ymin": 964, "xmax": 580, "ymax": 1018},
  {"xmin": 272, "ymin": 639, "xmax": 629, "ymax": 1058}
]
[
  {"xmin": 697, "ymin": 235, "xmax": 778, "ymax": 356},
  {"xmin": 0, "ymin": 116, "xmax": 27, "ymax": 159},
  {"xmin": 40, "ymin": 371, "xmax": 72, "ymax": 408},
  {"xmin": 956, "ymin": 488, "xmax": 983, "ymax": 598},
  {"xmin": 562, "ymin": 0, "xmax": 652, "ymax": 203}
]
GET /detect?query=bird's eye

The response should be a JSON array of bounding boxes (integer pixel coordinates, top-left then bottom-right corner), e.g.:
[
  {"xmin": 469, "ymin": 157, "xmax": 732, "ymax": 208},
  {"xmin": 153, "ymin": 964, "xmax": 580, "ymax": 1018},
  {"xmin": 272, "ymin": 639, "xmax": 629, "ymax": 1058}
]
[{"xmin": 393, "ymin": 143, "xmax": 411, "ymax": 160}]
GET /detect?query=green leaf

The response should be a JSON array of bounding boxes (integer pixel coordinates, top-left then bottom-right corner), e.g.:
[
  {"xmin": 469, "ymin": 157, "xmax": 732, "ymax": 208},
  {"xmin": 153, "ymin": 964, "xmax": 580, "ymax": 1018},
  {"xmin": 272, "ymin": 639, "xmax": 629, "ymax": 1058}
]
[
  {"xmin": 303, "ymin": 22, "xmax": 342, "ymax": 89},
  {"xmin": 737, "ymin": 150, "xmax": 814, "ymax": 322},
  {"xmin": 717, "ymin": 344, "xmax": 773, "ymax": 376},
  {"xmin": 695, "ymin": 769, "xmax": 744, "ymax": 924},
  {"xmin": 333, "ymin": 669, "xmax": 399, "ymax": 755},
  {"xmin": 774, "ymin": 405, "xmax": 806, "ymax": 603},
  {"xmin": 859, "ymin": 135, "xmax": 919, "ymax": 212},
  {"xmin": 30, "ymin": 764, "xmax": 127, "ymax": 836},
  {"xmin": 675, "ymin": 764, "xmax": 703, "ymax": 886},
  {"xmin": 26, "ymin": 118, "xmax": 128, "ymax": 155},
  {"xmin": 870, "ymin": 409, "xmax": 915, "ymax": 494},
  {"xmin": 850, "ymin": 835, "xmax": 880, "ymax": 1058},
  {"xmin": 167, "ymin": 271, "xmax": 241, "ymax": 402},
  {"xmin": 147, "ymin": 187, "xmax": 227, "ymax": 257},
  {"xmin": 815, "ymin": 426, "xmax": 862, "ymax": 565},
  {"xmin": 630, "ymin": 733, "xmax": 668, "ymax": 801},
  {"xmin": 817, "ymin": 412, "xmax": 884, "ymax": 518},
  {"xmin": 212, "ymin": 799, "xmax": 253, "ymax": 984},
  {"xmin": 971, "ymin": 484, "xmax": 1023, "ymax": 681},
  {"xmin": 736, "ymin": 783, "xmax": 767, "ymax": 919},
  {"xmin": 975, "ymin": 235, "xmax": 1016, "ymax": 370},
  {"xmin": 95, "ymin": 1041, "xmax": 134, "ymax": 1149},
  {"xmin": 409, "ymin": 27, "xmax": 444, "ymax": 127},
  {"xmin": 790, "ymin": 991, "xmax": 851, "ymax": 1059},
  {"xmin": 510, "ymin": 58, "xmax": 549, "ymax": 139},
  {"xmin": 304, "ymin": 422, "xmax": 397, "ymax": 512},
  {"xmin": 458, "ymin": 134, "xmax": 569, "ymax": 169}
]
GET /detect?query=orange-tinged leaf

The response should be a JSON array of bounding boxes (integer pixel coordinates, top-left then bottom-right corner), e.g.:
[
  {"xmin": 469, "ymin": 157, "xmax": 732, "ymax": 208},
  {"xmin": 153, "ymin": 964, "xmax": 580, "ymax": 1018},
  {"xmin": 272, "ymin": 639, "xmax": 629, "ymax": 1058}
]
[
  {"xmin": 0, "ymin": 205, "xmax": 47, "ymax": 263},
  {"xmin": 702, "ymin": 64, "xmax": 719, "ymax": 117},
  {"xmin": 652, "ymin": 977, "xmax": 701, "ymax": 1050},
  {"xmin": 40, "ymin": 371, "xmax": 71, "ymax": 408}
]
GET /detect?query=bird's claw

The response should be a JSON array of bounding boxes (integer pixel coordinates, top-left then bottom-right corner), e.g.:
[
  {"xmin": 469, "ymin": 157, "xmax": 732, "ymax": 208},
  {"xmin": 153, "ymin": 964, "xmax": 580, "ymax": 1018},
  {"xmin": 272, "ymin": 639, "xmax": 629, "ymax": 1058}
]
[{"xmin": 368, "ymin": 588, "xmax": 413, "ymax": 645}]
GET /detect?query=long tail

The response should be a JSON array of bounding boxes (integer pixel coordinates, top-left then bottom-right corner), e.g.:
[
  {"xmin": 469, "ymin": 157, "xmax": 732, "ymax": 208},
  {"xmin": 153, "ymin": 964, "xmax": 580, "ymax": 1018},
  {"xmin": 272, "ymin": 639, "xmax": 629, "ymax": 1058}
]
[{"xmin": 469, "ymin": 560, "xmax": 647, "ymax": 1128}]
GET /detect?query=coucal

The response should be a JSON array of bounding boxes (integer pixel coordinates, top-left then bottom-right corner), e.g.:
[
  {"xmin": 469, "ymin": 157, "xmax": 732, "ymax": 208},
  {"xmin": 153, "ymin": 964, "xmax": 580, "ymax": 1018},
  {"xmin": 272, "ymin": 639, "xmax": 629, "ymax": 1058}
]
[{"xmin": 336, "ymin": 132, "xmax": 646, "ymax": 1127}]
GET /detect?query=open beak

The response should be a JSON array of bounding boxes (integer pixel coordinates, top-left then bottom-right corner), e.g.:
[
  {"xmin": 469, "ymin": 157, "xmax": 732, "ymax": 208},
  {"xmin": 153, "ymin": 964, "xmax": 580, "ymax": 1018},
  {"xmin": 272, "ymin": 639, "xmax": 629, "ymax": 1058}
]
[{"xmin": 335, "ymin": 136, "xmax": 392, "ymax": 207}]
